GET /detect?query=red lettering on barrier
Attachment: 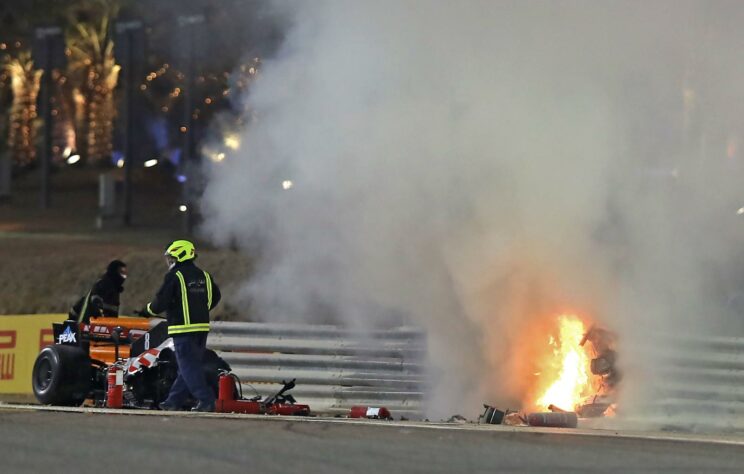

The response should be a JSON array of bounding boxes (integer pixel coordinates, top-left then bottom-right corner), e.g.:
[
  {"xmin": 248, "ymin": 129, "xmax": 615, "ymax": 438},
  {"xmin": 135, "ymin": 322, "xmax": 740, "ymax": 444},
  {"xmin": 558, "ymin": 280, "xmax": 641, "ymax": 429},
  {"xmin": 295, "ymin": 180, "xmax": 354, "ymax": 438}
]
[
  {"xmin": 0, "ymin": 353, "xmax": 14, "ymax": 380},
  {"xmin": 0, "ymin": 331, "xmax": 16, "ymax": 349},
  {"xmin": 39, "ymin": 328, "xmax": 54, "ymax": 350}
]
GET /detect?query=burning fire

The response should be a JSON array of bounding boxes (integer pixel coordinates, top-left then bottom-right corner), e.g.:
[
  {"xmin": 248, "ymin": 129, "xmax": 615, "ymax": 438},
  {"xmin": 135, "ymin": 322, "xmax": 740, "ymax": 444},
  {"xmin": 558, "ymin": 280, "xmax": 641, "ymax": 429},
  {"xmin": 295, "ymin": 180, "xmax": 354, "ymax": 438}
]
[{"xmin": 532, "ymin": 314, "xmax": 594, "ymax": 412}]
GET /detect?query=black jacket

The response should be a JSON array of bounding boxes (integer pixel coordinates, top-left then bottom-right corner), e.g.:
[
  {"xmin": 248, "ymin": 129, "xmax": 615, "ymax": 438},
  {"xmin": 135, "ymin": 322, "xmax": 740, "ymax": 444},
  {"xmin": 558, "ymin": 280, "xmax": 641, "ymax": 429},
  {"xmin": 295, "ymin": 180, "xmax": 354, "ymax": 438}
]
[
  {"xmin": 145, "ymin": 260, "xmax": 220, "ymax": 335},
  {"xmin": 70, "ymin": 270, "xmax": 125, "ymax": 322}
]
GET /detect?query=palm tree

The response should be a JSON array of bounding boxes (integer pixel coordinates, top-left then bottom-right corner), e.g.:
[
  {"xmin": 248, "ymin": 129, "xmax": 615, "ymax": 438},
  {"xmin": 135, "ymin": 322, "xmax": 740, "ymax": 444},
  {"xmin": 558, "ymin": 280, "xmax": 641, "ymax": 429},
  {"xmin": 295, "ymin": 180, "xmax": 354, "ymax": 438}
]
[
  {"xmin": 67, "ymin": 7, "xmax": 120, "ymax": 164},
  {"xmin": 5, "ymin": 52, "xmax": 42, "ymax": 166}
]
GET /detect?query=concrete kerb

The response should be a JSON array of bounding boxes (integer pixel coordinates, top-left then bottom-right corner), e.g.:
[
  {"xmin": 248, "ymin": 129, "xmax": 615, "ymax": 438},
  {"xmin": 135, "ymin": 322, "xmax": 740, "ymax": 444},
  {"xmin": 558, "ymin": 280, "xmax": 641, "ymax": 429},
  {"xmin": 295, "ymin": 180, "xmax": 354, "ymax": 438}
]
[{"xmin": 3, "ymin": 402, "xmax": 744, "ymax": 448}]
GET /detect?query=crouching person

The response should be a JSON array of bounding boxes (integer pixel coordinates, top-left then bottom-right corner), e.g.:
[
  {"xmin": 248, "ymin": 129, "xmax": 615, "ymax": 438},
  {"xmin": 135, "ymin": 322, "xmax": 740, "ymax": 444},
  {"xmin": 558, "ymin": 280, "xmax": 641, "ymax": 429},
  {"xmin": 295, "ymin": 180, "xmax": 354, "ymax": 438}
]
[
  {"xmin": 70, "ymin": 260, "xmax": 128, "ymax": 323},
  {"xmin": 140, "ymin": 240, "xmax": 221, "ymax": 412}
]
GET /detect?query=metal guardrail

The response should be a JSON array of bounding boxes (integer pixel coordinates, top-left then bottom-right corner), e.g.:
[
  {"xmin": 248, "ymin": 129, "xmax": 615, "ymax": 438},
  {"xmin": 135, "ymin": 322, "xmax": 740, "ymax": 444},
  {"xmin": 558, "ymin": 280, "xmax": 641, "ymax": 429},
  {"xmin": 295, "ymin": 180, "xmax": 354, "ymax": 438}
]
[
  {"xmin": 207, "ymin": 322, "xmax": 427, "ymax": 418},
  {"xmin": 631, "ymin": 333, "xmax": 744, "ymax": 430},
  {"xmin": 206, "ymin": 324, "xmax": 744, "ymax": 427}
]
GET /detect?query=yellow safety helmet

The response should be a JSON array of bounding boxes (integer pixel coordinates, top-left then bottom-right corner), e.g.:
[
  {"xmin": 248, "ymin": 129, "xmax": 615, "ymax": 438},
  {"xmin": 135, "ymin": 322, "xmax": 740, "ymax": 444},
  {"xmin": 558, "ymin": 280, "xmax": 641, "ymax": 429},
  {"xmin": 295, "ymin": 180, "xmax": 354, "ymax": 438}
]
[{"xmin": 164, "ymin": 240, "xmax": 196, "ymax": 262}]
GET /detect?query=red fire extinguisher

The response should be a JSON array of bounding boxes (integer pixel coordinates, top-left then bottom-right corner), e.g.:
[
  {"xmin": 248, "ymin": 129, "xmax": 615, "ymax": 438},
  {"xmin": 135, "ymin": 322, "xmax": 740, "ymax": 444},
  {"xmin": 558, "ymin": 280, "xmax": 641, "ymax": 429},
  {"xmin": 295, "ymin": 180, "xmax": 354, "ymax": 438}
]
[
  {"xmin": 106, "ymin": 365, "xmax": 124, "ymax": 408},
  {"xmin": 348, "ymin": 406, "xmax": 392, "ymax": 420},
  {"xmin": 218, "ymin": 373, "xmax": 236, "ymax": 402}
]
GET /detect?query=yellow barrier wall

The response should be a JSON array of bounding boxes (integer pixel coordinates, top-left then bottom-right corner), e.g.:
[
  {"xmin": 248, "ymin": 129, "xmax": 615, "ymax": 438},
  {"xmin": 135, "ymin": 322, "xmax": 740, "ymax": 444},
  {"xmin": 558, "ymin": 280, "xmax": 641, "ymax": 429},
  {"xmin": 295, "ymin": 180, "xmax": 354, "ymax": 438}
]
[{"xmin": 0, "ymin": 314, "xmax": 66, "ymax": 394}]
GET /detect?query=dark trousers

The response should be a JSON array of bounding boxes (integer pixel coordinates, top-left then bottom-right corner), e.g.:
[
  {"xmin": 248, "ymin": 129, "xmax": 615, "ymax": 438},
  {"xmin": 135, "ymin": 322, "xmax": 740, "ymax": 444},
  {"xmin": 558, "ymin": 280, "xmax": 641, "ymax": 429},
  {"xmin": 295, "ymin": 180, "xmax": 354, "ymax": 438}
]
[{"xmin": 164, "ymin": 332, "xmax": 214, "ymax": 406}]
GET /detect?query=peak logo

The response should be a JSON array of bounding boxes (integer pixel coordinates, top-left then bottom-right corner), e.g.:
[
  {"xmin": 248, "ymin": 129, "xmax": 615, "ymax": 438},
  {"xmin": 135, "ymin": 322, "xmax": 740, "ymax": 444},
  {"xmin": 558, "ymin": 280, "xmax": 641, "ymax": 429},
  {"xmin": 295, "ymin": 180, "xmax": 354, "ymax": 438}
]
[{"xmin": 58, "ymin": 326, "xmax": 77, "ymax": 344}]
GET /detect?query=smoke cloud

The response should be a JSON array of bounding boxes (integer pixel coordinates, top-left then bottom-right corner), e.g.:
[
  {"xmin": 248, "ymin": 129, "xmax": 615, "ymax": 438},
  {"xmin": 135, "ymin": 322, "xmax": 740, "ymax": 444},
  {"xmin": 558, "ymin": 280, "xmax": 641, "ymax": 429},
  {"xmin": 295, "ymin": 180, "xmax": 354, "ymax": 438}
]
[{"xmin": 201, "ymin": 1, "xmax": 744, "ymax": 420}]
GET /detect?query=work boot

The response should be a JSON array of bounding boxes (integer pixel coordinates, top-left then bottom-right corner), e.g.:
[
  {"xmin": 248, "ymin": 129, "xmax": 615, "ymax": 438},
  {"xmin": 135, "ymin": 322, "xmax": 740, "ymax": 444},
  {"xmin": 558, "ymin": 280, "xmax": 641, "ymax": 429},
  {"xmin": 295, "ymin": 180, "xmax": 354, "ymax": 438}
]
[
  {"xmin": 159, "ymin": 401, "xmax": 182, "ymax": 411},
  {"xmin": 191, "ymin": 400, "xmax": 215, "ymax": 412}
]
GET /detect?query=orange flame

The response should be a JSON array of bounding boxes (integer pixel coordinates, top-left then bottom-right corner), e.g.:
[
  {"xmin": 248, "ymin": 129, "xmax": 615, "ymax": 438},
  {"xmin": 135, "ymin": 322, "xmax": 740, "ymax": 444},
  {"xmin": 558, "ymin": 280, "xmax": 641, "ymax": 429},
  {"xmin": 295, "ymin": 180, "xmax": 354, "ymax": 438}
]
[{"xmin": 532, "ymin": 314, "xmax": 594, "ymax": 411}]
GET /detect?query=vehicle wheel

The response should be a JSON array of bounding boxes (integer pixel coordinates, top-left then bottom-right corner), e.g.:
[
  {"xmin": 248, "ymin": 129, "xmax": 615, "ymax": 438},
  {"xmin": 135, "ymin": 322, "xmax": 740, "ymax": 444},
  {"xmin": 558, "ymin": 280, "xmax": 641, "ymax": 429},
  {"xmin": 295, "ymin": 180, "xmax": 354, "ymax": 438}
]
[{"xmin": 32, "ymin": 345, "xmax": 91, "ymax": 406}]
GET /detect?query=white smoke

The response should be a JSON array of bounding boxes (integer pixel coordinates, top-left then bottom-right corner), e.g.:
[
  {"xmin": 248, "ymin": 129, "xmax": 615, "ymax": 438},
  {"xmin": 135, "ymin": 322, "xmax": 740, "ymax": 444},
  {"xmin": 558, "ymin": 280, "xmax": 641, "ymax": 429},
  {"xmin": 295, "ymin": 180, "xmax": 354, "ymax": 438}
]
[{"xmin": 201, "ymin": 1, "xmax": 744, "ymax": 420}]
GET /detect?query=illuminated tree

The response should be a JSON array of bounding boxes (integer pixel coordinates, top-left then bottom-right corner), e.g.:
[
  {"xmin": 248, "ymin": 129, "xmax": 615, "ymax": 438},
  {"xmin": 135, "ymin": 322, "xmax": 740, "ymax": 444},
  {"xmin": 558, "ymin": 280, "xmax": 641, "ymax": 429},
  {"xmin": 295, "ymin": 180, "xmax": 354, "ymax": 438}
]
[
  {"xmin": 50, "ymin": 69, "xmax": 77, "ymax": 162},
  {"xmin": 0, "ymin": 0, "xmax": 276, "ymax": 170},
  {"xmin": 0, "ymin": 1, "xmax": 73, "ymax": 167},
  {"xmin": 67, "ymin": 10, "xmax": 120, "ymax": 164},
  {"xmin": 5, "ymin": 51, "xmax": 41, "ymax": 166}
]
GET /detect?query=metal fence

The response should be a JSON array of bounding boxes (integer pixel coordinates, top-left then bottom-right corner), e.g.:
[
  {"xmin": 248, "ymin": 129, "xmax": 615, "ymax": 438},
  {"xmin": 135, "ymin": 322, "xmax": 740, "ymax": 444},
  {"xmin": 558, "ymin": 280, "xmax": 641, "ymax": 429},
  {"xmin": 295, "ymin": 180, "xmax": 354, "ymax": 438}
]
[
  {"xmin": 631, "ymin": 333, "xmax": 744, "ymax": 430},
  {"xmin": 206, "ymin": 323, "xmax": 744, "ymax": 428},
  {"xmin": 207, "ymin": 322, "xmax": 427, "ymax": 418}
]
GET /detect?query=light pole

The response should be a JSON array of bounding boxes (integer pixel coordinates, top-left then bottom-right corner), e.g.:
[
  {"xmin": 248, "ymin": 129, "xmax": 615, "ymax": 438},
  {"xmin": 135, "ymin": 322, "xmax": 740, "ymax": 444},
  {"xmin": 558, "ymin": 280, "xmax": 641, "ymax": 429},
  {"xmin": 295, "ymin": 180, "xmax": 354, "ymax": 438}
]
[
  {"xmin": 114, "ymin": 19, "xmax": 145, "ymax": 226},
  {"xmin": 32, "ymin": 25, "xmax": 65, "ymax": 210},
  {"xmin": 176, "ymin": 13, "xmax": 206, "ymax": 234}
]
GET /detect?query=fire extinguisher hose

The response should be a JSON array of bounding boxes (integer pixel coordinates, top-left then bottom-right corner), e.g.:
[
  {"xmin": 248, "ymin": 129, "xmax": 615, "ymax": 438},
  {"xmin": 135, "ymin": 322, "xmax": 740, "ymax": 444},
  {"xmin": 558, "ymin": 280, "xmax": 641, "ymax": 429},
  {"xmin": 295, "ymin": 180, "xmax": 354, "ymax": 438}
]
[{"xmin": 229, "ymin": 372, "xmax": 243, "ymax": 399}]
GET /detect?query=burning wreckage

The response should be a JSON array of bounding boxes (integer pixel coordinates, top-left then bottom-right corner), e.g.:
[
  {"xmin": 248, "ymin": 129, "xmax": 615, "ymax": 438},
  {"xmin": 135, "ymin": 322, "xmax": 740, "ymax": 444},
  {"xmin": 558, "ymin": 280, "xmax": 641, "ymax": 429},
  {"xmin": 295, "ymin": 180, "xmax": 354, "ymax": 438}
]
[
  {"xmin": 32, "ymin": 312, "xmax": 618, "ymax": 425},
  {"xmin": 481, "ymin": 315, "xmax": 620, "ymax": 428}
]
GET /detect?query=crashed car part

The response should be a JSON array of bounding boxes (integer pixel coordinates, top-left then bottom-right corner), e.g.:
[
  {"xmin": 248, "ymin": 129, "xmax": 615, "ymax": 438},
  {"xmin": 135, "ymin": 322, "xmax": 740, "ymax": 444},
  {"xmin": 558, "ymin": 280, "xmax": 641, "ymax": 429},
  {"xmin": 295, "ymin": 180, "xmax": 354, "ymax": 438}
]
[
  {"xmin": 590, "ymin": 350, "xmax": 617, "ymax": 376},
  {"xmin": 479, "ymin": 405, "xmax": 505, "ymax": 424},
  {"xmin": 32, "ymin": 345, "xmax": 91, "ymax": 406},
  {"xmin": 124, "ymin": 338, "xmax": 175, "ymax": 377},
  {"xmin": 215, "ymin": 374, "xmax": 310, "ymax": 416},
  {"xmin": 348, "ymin": 406, "xmax": 392, "ymax": 420},
  {"xmin": 33, "ymin": 317, "xmax": 232, "ymax": 410},
  {"xmin": 124, "ymin": 345, "xmax": 230, "ymax": 408},
  {"xmin": 527, "ymin": 412, "xmax": 578, "ymax": 428},
  {"xmin": 576, "ymin": 402, "xmax": 612, "ymax": 418}
]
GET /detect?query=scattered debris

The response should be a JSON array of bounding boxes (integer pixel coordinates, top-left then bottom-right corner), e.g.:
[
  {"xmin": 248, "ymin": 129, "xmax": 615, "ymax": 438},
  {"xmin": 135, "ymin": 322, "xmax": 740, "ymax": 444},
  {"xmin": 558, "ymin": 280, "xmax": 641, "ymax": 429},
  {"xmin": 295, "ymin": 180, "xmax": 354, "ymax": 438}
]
[
  {"xmin": 348, "ymin": 406, "xmax": 392, "ymax": 420},
  {"xmin": 576, "ymin": 400, "xmax": 612, "ymax": 418},
  {"xmin": 447, "ymin": 414, "xmax": 468, "ymax": 423},
  {"xmin": 575, "ymin": 325, "xmax": 620, "ymax": 417},
  {"xmin": 502, "ymin": 411, "xmax": 528, "ymax": 426},
  {"xmin": 479, "ymin": 405, "xmax": 505, "ymax": 424},
  {"xmin": 474, "ymin": 324, "xmax": 619, "ymax": 431},
  {"xmin": 581, "ymin": 325, "xmax": 621, "ymax": 387},
  {"xmin": 478, "ymin": 405, "xmax": 527, "ymax": 426},
  {"xmin": 527, "ymin": 412, "xmax": 578, "ymax": 428}
]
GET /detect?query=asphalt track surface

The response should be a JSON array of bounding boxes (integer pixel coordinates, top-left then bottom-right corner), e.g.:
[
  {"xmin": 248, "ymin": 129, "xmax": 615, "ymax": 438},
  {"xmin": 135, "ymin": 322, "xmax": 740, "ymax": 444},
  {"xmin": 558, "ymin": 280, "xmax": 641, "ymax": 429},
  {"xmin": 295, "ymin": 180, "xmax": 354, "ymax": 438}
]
[{"xmin": 2, "ymin": 407, "xmax": 744, "ymax": 474}]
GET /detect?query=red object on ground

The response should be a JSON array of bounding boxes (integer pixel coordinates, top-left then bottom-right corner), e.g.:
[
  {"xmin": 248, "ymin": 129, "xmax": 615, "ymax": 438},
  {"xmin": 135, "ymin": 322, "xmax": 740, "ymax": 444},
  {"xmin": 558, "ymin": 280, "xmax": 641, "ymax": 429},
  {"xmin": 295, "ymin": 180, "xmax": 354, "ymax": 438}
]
[
  {"xmin": 216, "ymin": 374, "xmax": 261, "ymax": 414},
  {"xmin": 267, "ymin": 404, "xmax": 310, "ymax": 416},
  {"xmin": 348, "ymin": 406, "xmax": 392, "ymax": 420},
  {"xmin": 527, "ymin": 412, "xmax": 578, "ymax": 428},
  {"xmin": 106, "ymin": 365, "xmax": 123, "ymax": 408},
  {"xmin": 219, "ymin": 373, "xmax": 235, "ymax": 401},
  {"xmin": 215, "ymin": 374, "xmax": 310, "ymax": 416}
]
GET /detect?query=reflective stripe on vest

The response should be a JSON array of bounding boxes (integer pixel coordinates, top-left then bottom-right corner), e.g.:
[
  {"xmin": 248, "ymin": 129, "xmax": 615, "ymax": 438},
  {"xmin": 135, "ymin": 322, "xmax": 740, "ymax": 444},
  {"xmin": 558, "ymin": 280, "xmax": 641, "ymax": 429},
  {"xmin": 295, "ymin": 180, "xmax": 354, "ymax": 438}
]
[
  {"xmin": 168, "ymin": 323, "xmax": 210, "ymax": 335},
  {"xmin": 78, "ymin": 290, "xmax": 92, "ymax": 323},
  {"xmin": 169, "ymin": 271, "xmax": 211, "ymax": 335},
  {"xmin": 175, "ymin": 271, "xmax": 191, "ymax": 326},
  {"xmin": 204, "ymin": 271, "xmax": 212, "ymax": 309}
]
